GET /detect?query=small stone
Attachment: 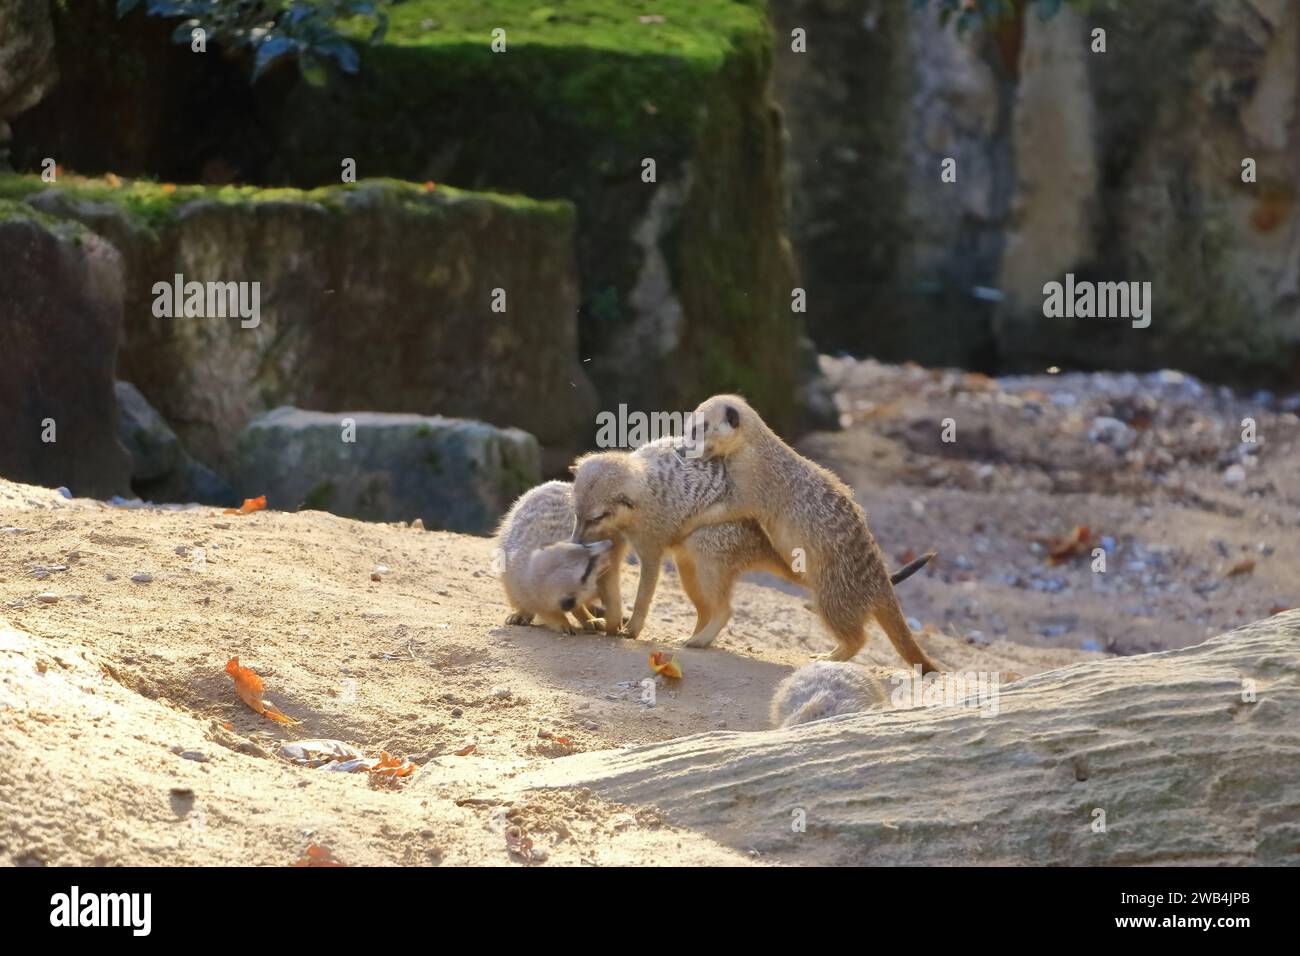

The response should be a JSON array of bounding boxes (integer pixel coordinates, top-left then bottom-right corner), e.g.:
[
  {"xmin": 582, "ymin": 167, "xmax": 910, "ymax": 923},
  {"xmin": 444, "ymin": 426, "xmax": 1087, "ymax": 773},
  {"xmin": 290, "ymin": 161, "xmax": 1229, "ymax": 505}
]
[
  {"xmin": 131, "ymin": 572, "xmax": 153, "ymax": 584},
  {"xmin": 410, "ymin": 518, "xmax": 425, "ymax": 531},
  {"xmin": 36, "ymin": 592, "xmax": 59, "ymax": 604},
  {"xmin": 1223, "ymin": 464, "xmax": 1246, "ymax": 485}
]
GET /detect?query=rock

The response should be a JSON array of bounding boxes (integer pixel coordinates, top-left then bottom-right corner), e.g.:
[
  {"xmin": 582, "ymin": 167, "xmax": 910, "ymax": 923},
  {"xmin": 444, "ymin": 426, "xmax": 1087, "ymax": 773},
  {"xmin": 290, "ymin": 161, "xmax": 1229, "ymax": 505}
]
[
  {"xmin": 35, "ymin": 592, "xmax": 57, "ymax": 603},
  {"xmin": 18, "ymin": 180, "xmax": 597, "ymax": 470},
  {"xmin": 532, "ymin": 612, "xmax": 1300, "ymax": 865},
  {"xmin": 235, "ymin": 407, "xmax": 541, "ymax": 534},
  {"xmin": 996, "ymin": 1, "xmax": 1300, "ymax": 383},
  {"xmin": 114, "ymin": 381, "xmax": 182, "ymax": 483},
  {"xmin": 130, "ymin": 573, "xmax": 152, "ymax": 584},
  {"xmin": 0, "ymin": 0, "xmax": 56, "ymax": 165},
  {"xmin": 0, "ymin": 203, "xmax": 133, "ymax": 498},
  {"xmin": 15, "ymin": 1, "xmax": 802, "ymax": 436}
]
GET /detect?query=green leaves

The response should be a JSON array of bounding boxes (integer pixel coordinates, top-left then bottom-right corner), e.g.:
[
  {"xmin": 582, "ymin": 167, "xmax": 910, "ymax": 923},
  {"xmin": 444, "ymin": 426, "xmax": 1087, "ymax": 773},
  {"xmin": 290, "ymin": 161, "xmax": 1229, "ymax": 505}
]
[{"xmin": 114, "ymin": 0, "xmax": 393, "ymax": 83}]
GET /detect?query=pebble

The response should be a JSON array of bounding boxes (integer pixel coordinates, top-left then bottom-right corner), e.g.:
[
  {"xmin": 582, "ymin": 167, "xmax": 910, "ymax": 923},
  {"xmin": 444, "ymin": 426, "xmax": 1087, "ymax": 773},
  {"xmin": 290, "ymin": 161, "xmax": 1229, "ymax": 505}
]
[
  {"xmin": 1223, "ymin": 464, "xmax": 1246, "ymax": 485},
  {"xmin": 410, "ymin": 518, "xmax": 425, "ymax": 531},
  {"xmin": 131, "ymin": 572, "xmax": 153, "ymax": 584},
  {"xmin": 36, "ymin": 592, "xmax": 59, "ymax": 604}
]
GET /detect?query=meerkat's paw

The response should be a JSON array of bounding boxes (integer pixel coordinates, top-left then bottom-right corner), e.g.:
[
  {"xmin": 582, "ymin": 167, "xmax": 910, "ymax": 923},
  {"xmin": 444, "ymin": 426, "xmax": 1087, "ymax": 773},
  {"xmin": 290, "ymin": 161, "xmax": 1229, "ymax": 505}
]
[
  {"xmin": 505, "ymin": 611, "xmax": 534, "ymax": 627},
  {"xmin": 682, "ymin": 631, "xmax": 715, "ymax": 648},
  {"xmin": 582, "ymin": 617, "xmax": 607, "ymax": 633},
  {"xmin": 825, "ymin": 645, "xmax": 856, "ymax": 662}
]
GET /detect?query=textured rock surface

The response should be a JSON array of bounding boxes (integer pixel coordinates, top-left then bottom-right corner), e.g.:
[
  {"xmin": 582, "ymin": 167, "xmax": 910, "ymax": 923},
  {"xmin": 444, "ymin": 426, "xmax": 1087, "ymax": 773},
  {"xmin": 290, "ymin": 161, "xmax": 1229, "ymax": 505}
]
[
  {"xmin": 523, "ymin": 611, "xmax": 1300, "ymax": 865},
  {"xmin": 13, "ymin": 0, "xmax": 803, "ymax": 434},
  {"xmin": 0, "ymin": 202, "xmax": 132, "ymax": 497},
  {"xmin": 0, "ymin": 0, "xmax": 56, "ymax": 164},
  {"xmin": 115, "ymin": 380, "xmax": 235, "ymax": 505},
  {"xmin": 771, "ymin": 0, "xmax": 1010, "ymax": 367},
  {"xmin": 8, "ymin": 176, "xmax": 594, "ymax": 471},
  {"xmin": 235, "ymin": 407, "xmax": 541, "ymax": 533},
  {"xmin": 996, "ymin": 0, "xmax": 1300, "ymax": 382}
]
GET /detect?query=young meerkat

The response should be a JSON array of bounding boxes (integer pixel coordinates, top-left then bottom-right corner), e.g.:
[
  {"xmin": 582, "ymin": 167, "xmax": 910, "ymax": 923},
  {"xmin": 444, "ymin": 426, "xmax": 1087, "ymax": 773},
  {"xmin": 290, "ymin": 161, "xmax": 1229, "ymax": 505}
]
[
  {"xmin": 682, "ymin": 394, "xmax": 941, "ymax": 673},
  {"xmin": 769, "ymin": 661, "xmax": 889, "ymax": 728},
  {"xmin": 494, "ymin": 480, "xmax": 617, "ymax": 635},
  {"xmin": 572, "ymin": 436, "xmax": 934, "ymax": 645}
]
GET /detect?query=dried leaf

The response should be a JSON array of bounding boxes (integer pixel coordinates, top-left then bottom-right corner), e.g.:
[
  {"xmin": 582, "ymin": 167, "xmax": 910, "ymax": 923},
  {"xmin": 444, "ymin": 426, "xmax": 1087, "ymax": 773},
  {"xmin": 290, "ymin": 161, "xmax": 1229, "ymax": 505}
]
[
  {"xmin": 1226, "ymin": 558, "xmax": 1256, "ymax": 577},
  {"xmin": 649, "ymin": 651, "xmax": 682, "ymax": 679},
  {"xmin": 1034, "ymin": 525, "xmax": 1096, "ymax": 565},
  {"xmin": 224, "ymin": 495, "xmax": 266, "ymax": 516},
  {"xmin": 292, "ymin": 844, "xmax": 345, "ymax": 867},
  {"xmin": 224, "ymin": 656, "xmax": 301, "ymax": 725}
]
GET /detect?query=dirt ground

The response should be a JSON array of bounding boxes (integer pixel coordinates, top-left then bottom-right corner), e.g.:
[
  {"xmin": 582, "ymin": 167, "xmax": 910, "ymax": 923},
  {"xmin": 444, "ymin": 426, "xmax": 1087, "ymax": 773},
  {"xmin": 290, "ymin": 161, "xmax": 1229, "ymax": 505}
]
[{"xmin": 2, "ymin": 358, "xmax": 1295, "ymax": 866}]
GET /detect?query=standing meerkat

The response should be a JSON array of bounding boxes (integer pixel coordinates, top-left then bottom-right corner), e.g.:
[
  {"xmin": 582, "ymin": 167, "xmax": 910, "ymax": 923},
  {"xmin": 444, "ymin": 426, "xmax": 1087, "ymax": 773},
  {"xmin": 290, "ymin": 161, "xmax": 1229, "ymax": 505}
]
[
  {"xmin": 572, "ymin": 437, "xmax": 934, "ymax": 646},
  {"xmin": 494, "ymin": 480, "xmax": 617, "ymax": 635},
  {"xmin": 682, "ymin": 394, "xmax": 941, "ymax": 673}
]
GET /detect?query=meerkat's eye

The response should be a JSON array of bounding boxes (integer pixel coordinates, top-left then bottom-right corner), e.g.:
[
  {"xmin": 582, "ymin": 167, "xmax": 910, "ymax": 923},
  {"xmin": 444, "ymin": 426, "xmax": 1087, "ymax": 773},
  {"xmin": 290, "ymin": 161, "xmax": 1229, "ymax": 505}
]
[
  {"xmin": 560, "ymin": 596, "xmax": 576, "ymax": 612},
  {"xmin": 615, "ymin": 494, "xmax": 634, "ymax": 509},
  {"xmin": 590, "ymin": 511, "xmax": 608, "ymax": 523},
  {"xmin": 725, "ymin": 405, "xmax": 740, "ymax": 429}
]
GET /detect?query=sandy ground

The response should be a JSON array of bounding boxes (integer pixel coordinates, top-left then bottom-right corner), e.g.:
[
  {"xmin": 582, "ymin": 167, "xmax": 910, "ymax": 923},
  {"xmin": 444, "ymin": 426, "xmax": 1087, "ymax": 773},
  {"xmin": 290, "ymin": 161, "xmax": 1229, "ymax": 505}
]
[
  {"xmin": 0, "ymin": 476, "xmax": 1083, "ymax": 867},
  {"xmin": 4, "ymin": 358, "xmax": 1294, "ymax": 866}
]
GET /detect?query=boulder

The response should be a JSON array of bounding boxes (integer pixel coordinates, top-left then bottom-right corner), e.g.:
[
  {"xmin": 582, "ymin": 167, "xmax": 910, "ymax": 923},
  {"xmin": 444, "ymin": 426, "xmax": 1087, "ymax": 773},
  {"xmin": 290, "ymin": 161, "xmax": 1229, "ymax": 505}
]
[
  {"xmin": 0, "ymin": 0, "xmax": 56, "ymax": 166},
  {"xmin": 114, "ymin": 380, "xmax": 237, "ymax": 505},
  {"xmin": 13, "ymin": 0, "xmax": 804, "ymax": 434},
  {"xmin": 996, "ymin": 1, "xmax": 1300, "ymax": 383},
  {"xmin": 521, "ymin": 611, "xmax": 1300, "ymax": 865},
  {"xmin": 114, "ymin": 380, "xmax": 181, "ymax": 483},
  {"xmin": 235, "ymin": 407, "xmax": 541, "ymax": 533},
  {"xmin": 7, "ymin": 176, "xmax": 595, "ymax": 472},
  {"xmin": 0, "ymin": 201, "xmax": 132, "ymax": 497}
]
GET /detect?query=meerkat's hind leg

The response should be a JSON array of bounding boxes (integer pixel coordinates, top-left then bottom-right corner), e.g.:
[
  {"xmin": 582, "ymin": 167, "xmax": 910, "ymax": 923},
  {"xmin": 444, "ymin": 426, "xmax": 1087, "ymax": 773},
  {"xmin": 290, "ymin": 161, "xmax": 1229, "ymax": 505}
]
[
  {"xmin": 575, "ymin": 604, "xmax": 612, "ymax": 633},
  {"xmin": 505, "ymin": 610, "xmax": 534, "ymax": 627},
  {"xmin": 681, "ymin": 555, "xmax": 736, "ymax": 648}
]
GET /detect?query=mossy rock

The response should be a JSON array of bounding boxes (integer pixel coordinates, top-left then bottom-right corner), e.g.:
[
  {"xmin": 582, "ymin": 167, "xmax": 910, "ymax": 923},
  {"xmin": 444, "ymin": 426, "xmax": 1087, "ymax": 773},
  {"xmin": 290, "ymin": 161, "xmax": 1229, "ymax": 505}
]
[
  {"xmin": 235, "ymin": 406, "xmax": 541, "ymax": 533},
  {"xmin": 12, "ymin": 0, "xmax": 802, "ymax": 434},
  {"xmin": 4, "ymin": 172, "xmax": 595, "ymax": 472}
]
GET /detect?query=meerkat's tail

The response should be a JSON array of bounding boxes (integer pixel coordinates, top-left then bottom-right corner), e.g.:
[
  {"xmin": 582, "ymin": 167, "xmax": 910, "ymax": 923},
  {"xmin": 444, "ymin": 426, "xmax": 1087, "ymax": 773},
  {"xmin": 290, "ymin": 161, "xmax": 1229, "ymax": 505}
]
[
  {"xmin": 888, "ymin": 551, "xmax": 936, "ymax": 587},
  {"xmin": 872, "ymin": 593, "xmax": 942, "ymax": 675}
]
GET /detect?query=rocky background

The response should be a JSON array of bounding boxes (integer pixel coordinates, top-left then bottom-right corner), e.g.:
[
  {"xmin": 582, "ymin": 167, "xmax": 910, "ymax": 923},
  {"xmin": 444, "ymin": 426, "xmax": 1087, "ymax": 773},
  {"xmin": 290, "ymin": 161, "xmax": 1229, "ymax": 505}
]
[{"xmin": 1, "ymin": 0, "xmax": 1298, "ymax": 529}]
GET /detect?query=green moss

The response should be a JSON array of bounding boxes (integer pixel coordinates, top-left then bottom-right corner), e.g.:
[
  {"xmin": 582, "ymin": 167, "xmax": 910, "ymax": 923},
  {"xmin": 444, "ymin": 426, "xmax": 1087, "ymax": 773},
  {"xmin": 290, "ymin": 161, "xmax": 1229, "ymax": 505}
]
[
  {"xmin": 0, "ymin": 172, "xmax": 571, "ymax": 235},
  {"xmin": 0, "ymin": 197, "xmax": 87, "ymax": 238}
]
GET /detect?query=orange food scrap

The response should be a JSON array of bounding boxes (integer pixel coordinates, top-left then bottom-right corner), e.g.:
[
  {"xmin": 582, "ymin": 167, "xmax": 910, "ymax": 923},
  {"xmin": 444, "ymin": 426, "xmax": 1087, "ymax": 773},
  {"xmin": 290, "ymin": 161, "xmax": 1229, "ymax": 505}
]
[
  {"xmin": 292, "ymin": 844, "xmax": 345, "ymax": 867},
  {"xmin": 224, "ymin": 657, "xmax": 301, "ymax": 725},
  {"xmin": 1033, "ymin": 525, "xmax": 1096, "ymax": 566},
  {"xmin": 369, "ymin": 751, "xmax": 417, "ymax": 778},
  {"xmin": 649, "ymin": 651, "xmax": 683, "ymax": 679},
  {"xmin": 105, "ymin": 172, "xmax": 122, "ymax": 188},
  {"xmin": 224, "ymin": 495, "xmax": 266, "ymax": 515},
  {"xmin": 160, "ymin": 183, "xmax": 177, "ymax": 194}
]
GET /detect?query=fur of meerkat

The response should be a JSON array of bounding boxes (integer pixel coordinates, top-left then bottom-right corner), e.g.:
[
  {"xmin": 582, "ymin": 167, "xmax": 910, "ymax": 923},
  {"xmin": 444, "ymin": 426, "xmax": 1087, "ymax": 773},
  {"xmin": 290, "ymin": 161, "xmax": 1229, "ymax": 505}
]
[
  {"xmin": 571, "ymin": 436, "xmax": 780, "ymax": 641},
  {"xmin": 684, "ymin": 394, "xmax": 941, "ymax": 673},
  {"xmin": 769, "ymin": 661, "xmax": 889, "ymax": 728},
  {"xmin": 572, "ymin": 436, "xmax": 937, "ymax": 645},
  {"xmin": 495, "ymin": 480, "xmax": 616, "ymax": 635}
]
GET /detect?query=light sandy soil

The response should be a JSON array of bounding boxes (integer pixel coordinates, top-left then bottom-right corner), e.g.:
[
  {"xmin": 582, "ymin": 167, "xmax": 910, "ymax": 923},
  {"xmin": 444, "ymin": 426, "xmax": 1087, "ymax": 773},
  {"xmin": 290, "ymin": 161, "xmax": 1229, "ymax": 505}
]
[
  {"xmin": 5, "ymin": 358, "xmax": 1293, "ymax": 866},
  {"xmin": 0, "ymin": 476, "xmax": 1084, "ymax": 867}
]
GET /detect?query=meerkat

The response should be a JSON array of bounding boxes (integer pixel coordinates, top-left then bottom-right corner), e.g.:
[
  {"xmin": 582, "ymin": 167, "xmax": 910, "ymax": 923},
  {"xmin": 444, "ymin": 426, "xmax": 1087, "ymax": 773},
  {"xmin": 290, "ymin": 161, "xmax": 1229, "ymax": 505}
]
[
  {"xmin": 494, "ymin": 480, "xmax": 617, "ymax": 635},
  {"xmin": 572, "ymin": 436, "xmax": 935, "ymax": 645},
  {"xmin": 769, "ymin": 661, "xmax": 889, "ymax": 728},
  {"xmin": 682, "ymin": 394, "xmax": 941, "ymax": 673}
]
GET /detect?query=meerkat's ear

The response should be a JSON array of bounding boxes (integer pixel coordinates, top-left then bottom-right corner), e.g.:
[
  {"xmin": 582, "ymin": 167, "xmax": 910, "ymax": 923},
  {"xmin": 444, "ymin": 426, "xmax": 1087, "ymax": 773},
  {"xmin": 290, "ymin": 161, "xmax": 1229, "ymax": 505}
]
[{"xmin": 725, "ymin": 404, "xmax": 740, "ymax": 429}]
